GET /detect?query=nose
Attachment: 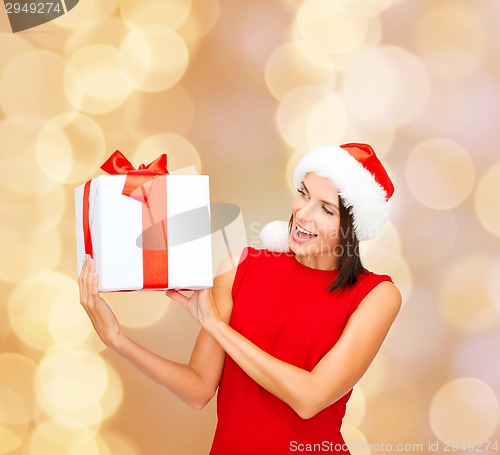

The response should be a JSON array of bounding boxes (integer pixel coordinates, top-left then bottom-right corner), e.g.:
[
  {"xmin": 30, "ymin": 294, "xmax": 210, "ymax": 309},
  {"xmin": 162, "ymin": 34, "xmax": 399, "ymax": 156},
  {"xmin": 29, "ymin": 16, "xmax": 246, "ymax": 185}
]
[{"xmin": 296, "ymin": 199, "xmax": 314, "ymax": 222}]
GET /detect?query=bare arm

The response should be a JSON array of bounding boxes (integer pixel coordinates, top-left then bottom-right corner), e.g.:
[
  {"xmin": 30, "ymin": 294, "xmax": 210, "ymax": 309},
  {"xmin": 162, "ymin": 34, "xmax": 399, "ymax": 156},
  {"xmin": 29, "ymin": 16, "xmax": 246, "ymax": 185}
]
[
  {"xmin": 169, "ymin": 279, "xmax": 401, "ymax": 418},
  {"xmin": 78, "ymin": 253, "xmax": 239, "ymax": 409}
]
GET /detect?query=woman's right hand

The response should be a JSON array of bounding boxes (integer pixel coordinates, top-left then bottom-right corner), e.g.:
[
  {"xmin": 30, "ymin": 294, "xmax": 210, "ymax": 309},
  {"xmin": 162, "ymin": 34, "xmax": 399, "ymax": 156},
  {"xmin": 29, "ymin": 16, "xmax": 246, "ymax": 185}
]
[{"xmin": 78, "ymin": 255, "xmax": 122, "ymax": 348}]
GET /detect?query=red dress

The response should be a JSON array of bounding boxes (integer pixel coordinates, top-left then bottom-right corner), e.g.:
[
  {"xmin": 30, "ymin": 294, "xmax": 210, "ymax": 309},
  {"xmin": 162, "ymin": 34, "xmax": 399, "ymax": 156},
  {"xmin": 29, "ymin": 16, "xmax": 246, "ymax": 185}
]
[{"xmin": 209, "ymin": 247, "xmax": 392, "ymax": 455}]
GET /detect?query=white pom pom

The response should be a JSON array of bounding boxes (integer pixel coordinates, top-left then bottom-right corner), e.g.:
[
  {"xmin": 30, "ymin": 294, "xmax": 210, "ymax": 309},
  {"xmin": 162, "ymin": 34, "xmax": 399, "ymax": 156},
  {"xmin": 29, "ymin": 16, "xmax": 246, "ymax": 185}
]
[{"xmin": 260, "ymin": 221, "xmax": 290, "ymax": 253}]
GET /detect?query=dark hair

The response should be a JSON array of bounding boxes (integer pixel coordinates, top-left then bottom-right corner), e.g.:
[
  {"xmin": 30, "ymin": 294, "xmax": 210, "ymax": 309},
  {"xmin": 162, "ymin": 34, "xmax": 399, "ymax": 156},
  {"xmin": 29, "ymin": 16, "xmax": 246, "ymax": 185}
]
[
  {"xmin": 288, "ymin": 196, "xmax": 365, "ymax": 292},
  {"xmin": 328, "ymin": 198, "xmax": 365, "ymax": 291}
]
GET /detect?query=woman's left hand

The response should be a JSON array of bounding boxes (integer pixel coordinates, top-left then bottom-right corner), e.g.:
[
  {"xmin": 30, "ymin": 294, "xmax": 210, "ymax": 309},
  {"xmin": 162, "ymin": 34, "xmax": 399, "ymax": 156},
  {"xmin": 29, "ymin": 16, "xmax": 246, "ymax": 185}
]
[{"xmin": 166, "ymin": 288, "xmax": 222, "ymax": 329}]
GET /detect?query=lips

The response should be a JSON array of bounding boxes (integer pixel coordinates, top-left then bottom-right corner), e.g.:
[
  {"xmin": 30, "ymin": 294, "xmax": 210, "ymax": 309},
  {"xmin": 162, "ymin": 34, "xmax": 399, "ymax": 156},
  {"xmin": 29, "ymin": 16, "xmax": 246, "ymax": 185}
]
[{"xmin": 292, "ymin": 223, "xmax": 318, "ymax": 243}]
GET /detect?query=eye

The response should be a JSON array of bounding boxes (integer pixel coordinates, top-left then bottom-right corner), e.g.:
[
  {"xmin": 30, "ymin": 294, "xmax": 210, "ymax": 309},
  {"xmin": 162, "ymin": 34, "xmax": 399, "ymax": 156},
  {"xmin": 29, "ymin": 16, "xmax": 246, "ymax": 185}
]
[
  {"xmin": 322, "ymin": 205, "xmax": 334, "ymax": 216},
  {"xmin": 297, "ymin": 188, "xmax": 309, "ymax": 199}
]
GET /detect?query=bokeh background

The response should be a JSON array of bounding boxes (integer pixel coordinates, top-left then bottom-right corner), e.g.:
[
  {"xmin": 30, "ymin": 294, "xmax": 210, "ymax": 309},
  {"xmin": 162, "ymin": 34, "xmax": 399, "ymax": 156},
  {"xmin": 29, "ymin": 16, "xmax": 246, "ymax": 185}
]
[{"xmin": 1, "ymin": 0, "xmax": 500, "ymax": 454}]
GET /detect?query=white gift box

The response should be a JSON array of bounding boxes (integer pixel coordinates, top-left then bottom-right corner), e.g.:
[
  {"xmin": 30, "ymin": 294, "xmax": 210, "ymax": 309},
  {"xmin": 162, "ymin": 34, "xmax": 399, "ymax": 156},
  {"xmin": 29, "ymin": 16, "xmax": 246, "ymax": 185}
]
[{"xmin": 75, "ymin": 174, "xmax": 213, "ymax": 292}]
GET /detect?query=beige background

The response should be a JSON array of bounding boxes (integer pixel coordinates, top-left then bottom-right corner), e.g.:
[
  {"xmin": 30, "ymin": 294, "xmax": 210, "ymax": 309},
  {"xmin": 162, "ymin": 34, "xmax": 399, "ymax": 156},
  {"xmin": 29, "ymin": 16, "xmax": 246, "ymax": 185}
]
[{"xmin": 1, "ymin": 0, "xmax": 500, "ymax": 454}]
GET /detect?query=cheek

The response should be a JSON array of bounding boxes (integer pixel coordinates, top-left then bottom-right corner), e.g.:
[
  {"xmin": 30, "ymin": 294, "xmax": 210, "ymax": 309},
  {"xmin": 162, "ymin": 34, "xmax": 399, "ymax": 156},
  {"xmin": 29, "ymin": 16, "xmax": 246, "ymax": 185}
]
[
  {"xmin": 291, "ymin": 196, "xmax": 303, "ymax": 214},
  {"xmin": 317, "ymin": 217, "xmax": 340, "ymax": 242}
]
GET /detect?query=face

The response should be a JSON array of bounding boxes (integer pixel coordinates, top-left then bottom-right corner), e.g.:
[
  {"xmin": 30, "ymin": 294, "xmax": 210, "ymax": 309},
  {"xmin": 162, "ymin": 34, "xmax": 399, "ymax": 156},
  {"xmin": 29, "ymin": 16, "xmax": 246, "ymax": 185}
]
[{"xmin": 289, "ymin": 172, "xmax": 341, "ymax": 270}]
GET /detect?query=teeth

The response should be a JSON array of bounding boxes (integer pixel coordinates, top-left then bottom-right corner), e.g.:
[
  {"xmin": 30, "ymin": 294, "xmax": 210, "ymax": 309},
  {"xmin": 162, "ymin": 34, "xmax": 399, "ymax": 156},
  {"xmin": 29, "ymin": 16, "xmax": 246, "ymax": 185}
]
[{"xmin": 296, "ymin": 225, "xmax": 316, "ymax": 236}]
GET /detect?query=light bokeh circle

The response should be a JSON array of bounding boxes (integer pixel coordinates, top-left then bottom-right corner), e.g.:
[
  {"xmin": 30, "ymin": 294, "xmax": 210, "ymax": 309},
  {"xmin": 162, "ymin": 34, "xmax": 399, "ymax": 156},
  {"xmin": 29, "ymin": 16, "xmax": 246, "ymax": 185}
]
[
  {"xmin": 99, "ymin": 362, "xmax": 124, "ymax": 421},
  {"xmin": 296, "ymin": 0, "xmax": 369, "ymax": 55},
  {"xmin": 338, "ymin": 90, "xmax": 395, "ymax": 158},
  {"xmin": 8, "ymin": 271, "xmax": 76, "ymax": 350},
  {"xmin": 406, "ymin": 138, "xmax": 475, "ymax": 210},
  {"xmin": 383, "ymin": 287, "xmax": 448, "ymax": 374},
  {"xmin": 0, "ymin": 354, "xmax": 38, "ymax": 423},
  {"xmin": 277, "ymin": 85, "xmax": 349, "ymax": 150},
  {"xmin": 453, "ymin": 334, "xmax": 500, "ymax": 397},
  {"xmin": 0, "ymin": 118, "xmax": 62, "ymax": 195},
  {"xmin": 0, "ymin": 386, "xmax": 30, "ymax": 453},
  {"xmin": 119, "ymin": 25, "xmax": 189, "ymax": 92},
  {"xmin": 0, "ymin": 34, "xmax": 33, "ymax": 74},
  {"xmin": 36, "ymin": 346, "xmax": 108, "ymax": 412},
  {"xmin": 286, "ymin": 148, "xmax": 309, "ymax": 195},
  {"xmin": 133, "ymin": 133, "xmax": 202, "ymax": 174},
  {"xmin": 35, "ymin": 390, "xmax": 104, "ymax": 430},
  {"xmin": 413, "ymin": 2, "xmax": 486, "ymax": 80},
  {"xmin": 35, "ymin": 113, "xmax": 106, "ymax": 184},
  {"xmin": 359, "ymin": 242, "xmax": 412, "ymax": 302},
  {"xmin": 53, "ymin": 0, "xmax": 118, "ymax": 30},
  {"xmin": 474, "ymin": 161, "xmax": 500, "ymax": 237},
  {"xmin": 0, "ymin": 201, "xmax": 63, "ymax": 237},
  {"xmin": 0, "ymin": 50, "xmax": 79, "ymax": 119},
  {"xmin": 341, "ymin": 425, "xmax": 370, "ymax": 455},
  {"xmin": 105, "ymin": 291, "xmax": 169, "ymax": 329},
  {"xmin": 0, "ymin": 415, "xmax": 27, "ymax": 454},
  {"xmin": 124, "ymin": 87, "xmax": 195, "ymax": 140},
  {"xmin": 358, "ymin": 221, "xmax": 402, "ymax": 261},
  {"xmin": 0, "ymin": 354, "xmax": 37, "ymax": 453},
  {"xmin": 65, "ymin": 18, "xmax": 130, "ymax": 55},
  {"xmin": 327, "ymin": 0, "xmax": 395, "ymax": 18},
  {"xmin": 342, "ymin": 46, "xmax": 430, "ymax": 126},
  {"xmin": 488, "ymin": 259, "xmax": 500, "ymax": 315},
  {"xmin": 343, "ymin": 385, "xmax": 366, "ymax": 428},
  {"xmin": 0, "ymin": 385, "xmax": 29, "ymax": 427},
  {"xmin": 430, "ymin": 378, "xmax": 500, "ymax": 443},
  {"xmin": 0, "ymin": 183, "xmax": 65, "ymax": 281},
  {"xmin": 65, "ymin": 44, "xmax": 133, "ymax": 114},
  {"xmin": 28, "ymin": 423, "xmax": 100, "ymax": 455},
  {"xmin": 358, "ymin": 354, "xmax": 389, "ymax": 401},
  {"xmin": 399, "ymin": 205, "xmax": 458, "ymax": 266},
  {"xmin": 0, "ymin": 222, "xmax": 61, "ymax": 283},
  {"xmin": 176, "ymin": 0, "xmax": 220, "ymax": 44},
  {"xmin": 438, "ymin": 255, "xmax": 499, "ymax": 333},
  {"xmin": 305, "ymin": 91, "xmax": 350, "ymax": 149},
  {"xmin": 48, "ymin": 285, "xmax": 94, "ymax": 345},
  {"xmin": 0, "ymin": 186, "xmax": 65, "ymax": 284},
  {"xmin": 120, "ymin": 0, "xmax": 191, "ymax": 30},
  {"xmin": 34, "ymin": 356, "xmax": 122, "ymax": 427},
  {"xmin": 265, "ymin": 41, "xmax": 336, "ymax": 101}
]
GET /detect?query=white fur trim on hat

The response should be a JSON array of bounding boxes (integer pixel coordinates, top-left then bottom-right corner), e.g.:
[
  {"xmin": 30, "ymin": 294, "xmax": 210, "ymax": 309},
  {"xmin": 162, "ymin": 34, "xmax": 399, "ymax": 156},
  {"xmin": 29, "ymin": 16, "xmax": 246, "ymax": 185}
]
[
  {"xmin": 293, "ymin": 145, "xmax": 389, "ymax": 241},
  {"xmin": 260, "ymin": 221, "xmax": 290, "ymax": 252}
]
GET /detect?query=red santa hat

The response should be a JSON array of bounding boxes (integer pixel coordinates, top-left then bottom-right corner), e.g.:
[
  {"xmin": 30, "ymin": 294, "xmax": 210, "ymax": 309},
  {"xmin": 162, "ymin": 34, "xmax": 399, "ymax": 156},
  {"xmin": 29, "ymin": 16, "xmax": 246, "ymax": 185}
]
[{"xmin": 260, "ymin": 143, "xmax": 394, "ymax": 252}]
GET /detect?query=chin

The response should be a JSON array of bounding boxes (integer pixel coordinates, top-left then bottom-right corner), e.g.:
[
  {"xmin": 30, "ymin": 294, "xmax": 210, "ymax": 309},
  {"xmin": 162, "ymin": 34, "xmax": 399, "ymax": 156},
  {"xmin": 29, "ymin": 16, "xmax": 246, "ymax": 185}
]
[{"xmin": 289, "ymin": 239, "xmax": 319, "ymax": 257}]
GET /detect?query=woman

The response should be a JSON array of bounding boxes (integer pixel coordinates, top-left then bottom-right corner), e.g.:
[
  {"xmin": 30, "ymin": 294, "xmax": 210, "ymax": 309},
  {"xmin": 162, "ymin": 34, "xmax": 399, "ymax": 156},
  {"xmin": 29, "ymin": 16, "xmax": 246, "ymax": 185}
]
[{"xmin": 79, "ymin": 143, "xmax": 401, "ymax": 455}]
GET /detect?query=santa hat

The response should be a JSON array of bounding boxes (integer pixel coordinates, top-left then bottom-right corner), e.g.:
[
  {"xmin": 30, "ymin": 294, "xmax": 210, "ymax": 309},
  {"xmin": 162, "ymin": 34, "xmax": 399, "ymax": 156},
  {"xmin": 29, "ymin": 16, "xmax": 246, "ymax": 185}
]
[{"xmin": 260, "ymin": 143, "xmax": 394, "ymax": 252}]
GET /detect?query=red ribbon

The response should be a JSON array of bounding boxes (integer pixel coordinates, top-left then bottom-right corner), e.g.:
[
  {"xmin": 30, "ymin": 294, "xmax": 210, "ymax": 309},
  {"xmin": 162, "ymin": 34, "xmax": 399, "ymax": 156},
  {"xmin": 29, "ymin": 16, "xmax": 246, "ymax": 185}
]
[
  {"xmin": 100, "ymin": 150, "xmax": 169, "ymax": 201},
  {"xmin": 82, "ymin": 151, "xmax": 170, "ymax": 289},
  {"xmin": 82, "ymin": 180, "xmax": 93, "ymax": 257}
]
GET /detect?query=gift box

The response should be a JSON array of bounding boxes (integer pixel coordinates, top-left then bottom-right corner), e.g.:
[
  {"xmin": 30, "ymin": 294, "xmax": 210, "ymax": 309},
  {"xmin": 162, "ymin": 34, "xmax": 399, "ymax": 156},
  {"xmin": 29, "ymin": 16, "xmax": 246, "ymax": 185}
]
[{"xmin": 75, "ymin": 151, "xmax": 213, "ymax": 292}]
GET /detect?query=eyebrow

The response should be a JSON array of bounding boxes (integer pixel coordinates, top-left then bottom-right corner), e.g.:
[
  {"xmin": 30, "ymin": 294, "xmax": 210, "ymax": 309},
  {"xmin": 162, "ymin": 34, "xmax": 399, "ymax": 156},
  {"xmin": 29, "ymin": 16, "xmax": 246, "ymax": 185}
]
[{"xmin": 301, "ymin": 181, "xmax": 340, "ymax": 210}]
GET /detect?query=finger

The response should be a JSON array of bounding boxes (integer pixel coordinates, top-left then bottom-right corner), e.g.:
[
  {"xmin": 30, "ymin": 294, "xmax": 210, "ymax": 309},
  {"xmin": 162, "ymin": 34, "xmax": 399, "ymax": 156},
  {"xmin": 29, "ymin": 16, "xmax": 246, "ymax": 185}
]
[
  {"xmin": 79, "ymin": 255, "xmax": 91, "ymax": 306},
  {"xmin": 85, "ymin": 257, "xmax": 97, "ymax": 308},
  {"xmin": 165, "ymin": 289, "xmax": 190, "ymax": 307},
  {"xmin": 90, "ymin": 269, "xmax": 100, "ymax": 298}
]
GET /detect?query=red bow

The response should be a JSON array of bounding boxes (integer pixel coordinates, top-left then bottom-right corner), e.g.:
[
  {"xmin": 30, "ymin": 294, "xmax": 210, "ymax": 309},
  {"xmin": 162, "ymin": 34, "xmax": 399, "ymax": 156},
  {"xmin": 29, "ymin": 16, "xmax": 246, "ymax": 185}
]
[{"xmin": 100, "ymin": 150, "xmax": 169, "ymax": 200}]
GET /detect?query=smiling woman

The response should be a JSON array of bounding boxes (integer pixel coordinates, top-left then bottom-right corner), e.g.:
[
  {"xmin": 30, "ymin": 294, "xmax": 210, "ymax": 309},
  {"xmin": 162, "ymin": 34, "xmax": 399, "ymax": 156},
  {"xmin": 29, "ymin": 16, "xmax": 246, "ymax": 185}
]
[
  {"xmin": 271, "ymin": 143, "xmax": 394, "ymax": 290},
  {"xmin": 78, "ymin": 143, "xmax": 401, "ymax": 455},
  {"xmin": 289, "ymin": 176, "xmax": 366, "ymax": 290}
]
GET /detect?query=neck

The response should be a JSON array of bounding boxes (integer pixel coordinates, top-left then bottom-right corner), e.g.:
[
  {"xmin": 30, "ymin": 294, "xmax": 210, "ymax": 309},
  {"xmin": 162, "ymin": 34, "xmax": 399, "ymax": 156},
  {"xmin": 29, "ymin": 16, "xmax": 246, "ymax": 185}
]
[{"xmin": 293, "ymin": 253, "xmax": 339, "ymax": 271}]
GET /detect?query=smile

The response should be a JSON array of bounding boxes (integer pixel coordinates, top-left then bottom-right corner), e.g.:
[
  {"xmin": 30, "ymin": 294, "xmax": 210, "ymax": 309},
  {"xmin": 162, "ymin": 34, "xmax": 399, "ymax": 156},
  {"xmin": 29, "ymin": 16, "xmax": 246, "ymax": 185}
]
[{"xmin": 292, "ymin": 224, "xmax": 318, "ymax": 243}]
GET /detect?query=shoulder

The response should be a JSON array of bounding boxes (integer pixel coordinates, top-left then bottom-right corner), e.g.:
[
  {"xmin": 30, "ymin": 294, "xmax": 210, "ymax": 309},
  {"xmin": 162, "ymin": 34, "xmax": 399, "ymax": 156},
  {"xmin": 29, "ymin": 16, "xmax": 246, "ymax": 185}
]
[
  {"xmin": 356, "ymin": 279, "xmax": 402, "ymax": 317},
  {"xmin": 343, "ymin": 268, "xmax": 401, "ymax": 318},
  {"xmin": 211, "ymin": 249, "xmax": 246, "ymax": 313},
  {"xmin": 213, "ymin": 247, "xmax": 261, "ymax": 289},
  {"xmin": 213, "ymin": 249, "xmax": 246, "ymax": 289}
]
